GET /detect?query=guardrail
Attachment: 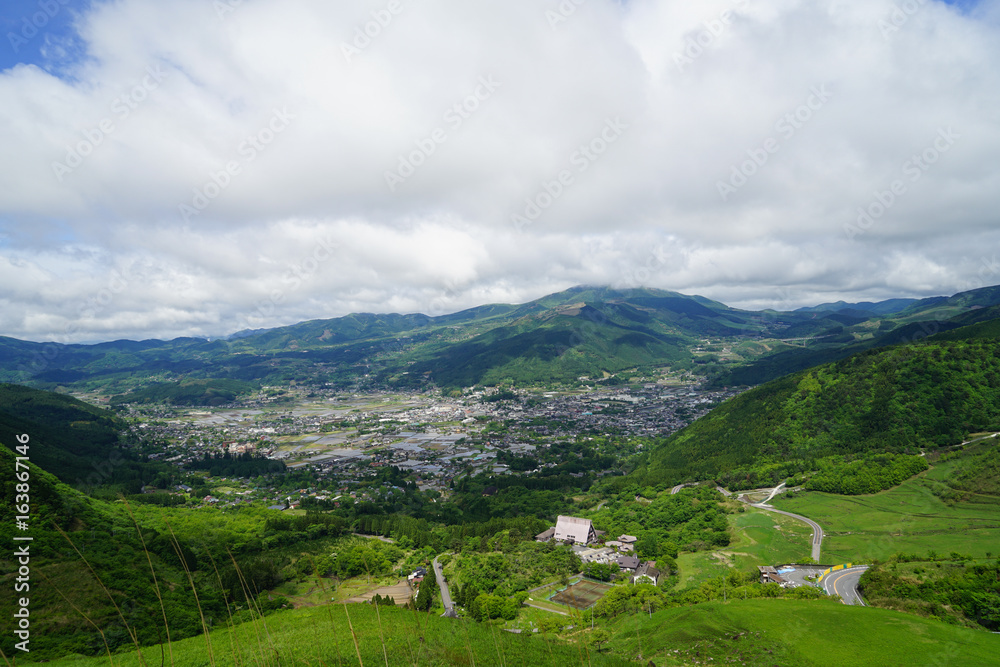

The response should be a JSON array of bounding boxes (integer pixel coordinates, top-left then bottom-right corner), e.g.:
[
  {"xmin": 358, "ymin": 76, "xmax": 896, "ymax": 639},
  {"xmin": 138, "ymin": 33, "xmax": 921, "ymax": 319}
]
[{"xmin": 816, "ymin": 563, "xmax": 853, "ymax": 583}]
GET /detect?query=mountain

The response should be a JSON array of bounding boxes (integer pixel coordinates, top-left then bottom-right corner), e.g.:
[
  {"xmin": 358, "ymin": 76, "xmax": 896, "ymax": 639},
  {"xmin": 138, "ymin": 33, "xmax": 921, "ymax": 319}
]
[
  {"xmin": 711, "ymin": 291, "xmax": 1000, "ymax": 388},
  {"xmin": 0, "ymin": 286, "xmax": 838, "ymax": 393},
  {"xmin": 627, "ymin": 318, "xmax": 1000, "ymax": 490},
  {"xmin": 794, "ymin": 298, "xmax": 919, "ymax": 316},
  {"xmin": 3, "ymin": 284, "xmax": 1000, "ymax": 396}
]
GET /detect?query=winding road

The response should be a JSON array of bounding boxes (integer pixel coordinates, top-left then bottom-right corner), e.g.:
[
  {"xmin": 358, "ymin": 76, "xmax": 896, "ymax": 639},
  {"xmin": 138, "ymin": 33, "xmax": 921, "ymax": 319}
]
[
  {"xmin": 823, "ymin": 566, "xmax": 869, "ymax": 606},
  {"xmin": 753, "ymin": 502, "xmax": 825, "ymax": 562}
]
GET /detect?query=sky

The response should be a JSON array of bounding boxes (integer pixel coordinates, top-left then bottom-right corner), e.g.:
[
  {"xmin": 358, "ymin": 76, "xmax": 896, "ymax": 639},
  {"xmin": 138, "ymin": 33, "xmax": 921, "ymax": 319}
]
[{"xmin": 1, "ymin": 0, "xmax": 999, "ymax": 343}]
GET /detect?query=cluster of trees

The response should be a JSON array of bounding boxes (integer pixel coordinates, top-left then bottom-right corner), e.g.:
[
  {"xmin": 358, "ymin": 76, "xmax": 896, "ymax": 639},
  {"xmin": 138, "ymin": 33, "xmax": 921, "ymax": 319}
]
[
  {"xmin": 804, "ymin": 453, "xmax": 929, "ymax": 495},
  {"xmin": 110, "ymin": 378, "xmax": 257, "ymax": 406},
  {"xmin": 584, "ymin": 562, "xmax": 619, "ymax": 582},
  {"xmin": 455, "ymin": 540, "xmax": 581, "ymax": 597},
  {"xmin": 859, "ymin": 557, "xmax": 1000, "ymax": 630},
  {"xmin": 188, "ymin": 451, "xmax": 286, "ymax": 477},
  {"xmin": 589, "ymin": 485, "xmax": 728, "ymax": 566},
  {"xmin": 413, "ymin": 569, "xmax": 438, "ymax": 611},
  {"xmin": 592, "ymin": 570, "xmax": 831, "ymax": 619},
  {"xmin": 452, "ymin": 582, "xmax": 527, "ymax": 621},
  {"xmin": 328, "ymin": 539, "xmax": 404, "ymax": 579},
  {"xmin": 124, "ymin": 492, "xmax": 188, "ymax": 507},
  {"xmin": 353, "ymin": 514, "xmax": 549, "ymax": 552}
]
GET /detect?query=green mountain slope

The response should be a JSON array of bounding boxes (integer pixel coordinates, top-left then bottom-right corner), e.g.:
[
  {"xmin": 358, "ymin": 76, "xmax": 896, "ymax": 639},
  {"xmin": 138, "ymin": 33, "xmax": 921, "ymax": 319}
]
[
  {"xmin": 712, "ymin": 301, "xmax": 1000, "ymax": 388},
  {"xmin": 0, "ymin": 383, "xmax": 123, "ymax": 482},
  {"xmin": 4, "ymin": 284, "xmax": 1000, "ymax": 396},
  {"xmin": 629, "ymin": 322, "xmax": 1000, "ymax": 490}
]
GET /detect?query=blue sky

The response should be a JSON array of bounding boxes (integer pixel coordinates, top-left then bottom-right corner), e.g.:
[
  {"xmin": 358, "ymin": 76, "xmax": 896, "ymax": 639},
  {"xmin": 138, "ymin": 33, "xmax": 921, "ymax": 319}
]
[
  {"xmin": 1, "ymin": 0, "xmax": 999, "ymax": 343},
  {"xmin": 0, "ymin": 0, "xmax": 92, "ymax": 74}
]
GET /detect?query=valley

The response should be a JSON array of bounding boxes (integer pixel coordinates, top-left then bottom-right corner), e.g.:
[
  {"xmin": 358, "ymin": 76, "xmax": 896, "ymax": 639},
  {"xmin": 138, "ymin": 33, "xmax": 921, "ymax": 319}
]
[{"xmin": 2, "ymin": 284, "xmax": 1000, "ymax": 665}]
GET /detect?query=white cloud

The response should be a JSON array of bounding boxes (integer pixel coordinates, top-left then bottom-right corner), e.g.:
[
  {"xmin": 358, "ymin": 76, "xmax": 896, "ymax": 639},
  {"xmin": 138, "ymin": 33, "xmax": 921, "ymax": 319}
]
[{"xmin": 1, "ymin": 0, "xmax": 999, "ymax": 342}]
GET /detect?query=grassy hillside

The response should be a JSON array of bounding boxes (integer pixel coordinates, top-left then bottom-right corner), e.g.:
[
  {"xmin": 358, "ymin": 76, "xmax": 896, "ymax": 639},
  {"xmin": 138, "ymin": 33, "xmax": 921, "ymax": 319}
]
[
  {"xmin": 40, "ymin": 603, "xmax": 633, "ymax": 667},
  {"xmin": 604, "ymin": 599, "xmax": 1000, "ymax": 666},
  {"xmin": 770, "ymin": 439, "xmax": 1000, "ymax": 563},
  {"xmin": 629, "ymin": 328, "xmax": 1000, "ymax": 490},
  {"xmin": 0, "ymin": 383, "xmax": 124, "ymax": 482},
  {"xmin": 0, "ymin": 445, "xmax": 240, "ymax": 661}
]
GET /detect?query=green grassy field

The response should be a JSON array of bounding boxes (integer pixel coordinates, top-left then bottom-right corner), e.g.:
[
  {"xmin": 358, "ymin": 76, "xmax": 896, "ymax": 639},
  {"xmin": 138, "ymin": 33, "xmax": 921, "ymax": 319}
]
[
  {"xmin": 771, "ymin": 462, "xmax": 1000, "ymax": 563},
  {"xmin": 605, "ymin": 599, "xmax": 1000, "ymax": 666},
  {"xmin": 675, "ymin": 507, "xmax": 815, "ymax": 589},
  {"xmin": 41, "ymin": 604, "xmax": 633, "ymax": 667}
]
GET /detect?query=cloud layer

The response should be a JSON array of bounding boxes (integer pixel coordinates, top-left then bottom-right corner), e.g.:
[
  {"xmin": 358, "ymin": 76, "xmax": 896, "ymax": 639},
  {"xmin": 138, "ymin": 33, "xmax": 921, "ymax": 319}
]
[{"xmin": 2, "ymin": 0, "xmax": 999, "ymax": 342}]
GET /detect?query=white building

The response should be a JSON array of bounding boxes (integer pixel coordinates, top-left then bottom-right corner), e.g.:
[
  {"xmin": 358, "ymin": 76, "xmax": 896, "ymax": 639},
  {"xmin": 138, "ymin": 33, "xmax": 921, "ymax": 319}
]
[{"xmin": 553, "ymin": 515, "xmax": 597, "ymax": 545}]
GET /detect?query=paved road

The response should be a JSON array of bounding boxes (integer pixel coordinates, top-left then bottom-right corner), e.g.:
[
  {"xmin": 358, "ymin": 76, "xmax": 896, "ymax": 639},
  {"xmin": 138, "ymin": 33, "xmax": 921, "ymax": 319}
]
[
  {"xmin": 752, "ymin": 503, "xmax": 824, "ymax": 562},
  {"xmin": 432, "ymin": 555, "xmax": 457, "ymax": 617},
  {"xmin": 670, "ymin": 483, "xmax": 688, "ymax": 495},
  {"xmin": 823, "ymin": 566, "xmax": 869, "ymax": 605}
]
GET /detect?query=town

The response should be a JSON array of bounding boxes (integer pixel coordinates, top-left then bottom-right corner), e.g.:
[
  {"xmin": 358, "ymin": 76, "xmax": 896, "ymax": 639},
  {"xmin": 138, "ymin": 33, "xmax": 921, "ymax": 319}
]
[{"xmin": 113, "ymin": 379, "xmax": 743, "ymax": 509}]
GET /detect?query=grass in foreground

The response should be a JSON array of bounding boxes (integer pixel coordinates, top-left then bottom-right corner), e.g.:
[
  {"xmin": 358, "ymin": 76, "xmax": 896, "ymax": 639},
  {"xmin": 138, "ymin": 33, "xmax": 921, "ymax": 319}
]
[
  {"xmin": 41, "ymin": 603, "xmax": 633, "ymax": 667},
  {"xmin": 605, "ymin": 598, "xmax": 1000, "ymax": 666}
]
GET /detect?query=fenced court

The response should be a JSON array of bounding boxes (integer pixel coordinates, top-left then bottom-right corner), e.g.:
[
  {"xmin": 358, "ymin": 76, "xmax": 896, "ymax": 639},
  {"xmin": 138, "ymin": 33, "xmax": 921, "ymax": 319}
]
[{"xmin": 548, "ymin": 579, "xmax": 612, "ymax": 610}]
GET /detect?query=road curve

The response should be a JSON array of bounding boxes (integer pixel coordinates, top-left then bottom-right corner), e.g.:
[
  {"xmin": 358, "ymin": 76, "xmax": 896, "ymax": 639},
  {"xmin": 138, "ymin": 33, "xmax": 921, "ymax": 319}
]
[
  {"xmin": 752, "ymin": 503, "xmax": 824, "ymax": 562},
  {"xmin": 823, "ymin": 566, "xmax": 869, "ymax": 605},
  {"xmin": 432, "ymin": 555, "xmax": 457, "ymax": 617}
]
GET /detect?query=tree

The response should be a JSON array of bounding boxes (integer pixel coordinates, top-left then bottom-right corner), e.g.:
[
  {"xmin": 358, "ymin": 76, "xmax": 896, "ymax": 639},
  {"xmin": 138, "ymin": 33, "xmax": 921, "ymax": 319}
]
[
  {"xmin": 590, "ymin": 628, "xmax": 612, "ymax": 652},
  {"xmin": 414, "ymin": 573, "xmax": 437, "ymax": 612},
  {"xmin": 584, "ymin": 562, "xmax": 618, "ymax": 582}
]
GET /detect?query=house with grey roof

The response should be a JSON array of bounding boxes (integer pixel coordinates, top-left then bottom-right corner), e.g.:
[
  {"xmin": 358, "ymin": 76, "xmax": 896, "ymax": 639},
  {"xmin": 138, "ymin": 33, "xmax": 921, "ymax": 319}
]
[{"xmin": 632, "ymin": 561, "xmax": 660, "ymax": 585}]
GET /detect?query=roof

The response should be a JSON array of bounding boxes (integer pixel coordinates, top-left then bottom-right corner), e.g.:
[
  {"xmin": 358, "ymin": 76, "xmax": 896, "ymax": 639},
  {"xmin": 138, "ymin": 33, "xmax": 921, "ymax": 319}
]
[
  {"xmin": 619, "ymin": 535, "xmax": 638, "ymax": 543},
  {"xmin": 535, "ymin": 527, "xmax": 556, "ymax": 541},
  {"xmin": 616, "ymin": 555, "xmax": 641, "ymax": 570},
  {"xmin": 553, "ymin": 515, "xmax": 595, "ymax": 544},
  {"xmin": 634, "ymin": 561, "xmax": 660, "ymax": 581}
]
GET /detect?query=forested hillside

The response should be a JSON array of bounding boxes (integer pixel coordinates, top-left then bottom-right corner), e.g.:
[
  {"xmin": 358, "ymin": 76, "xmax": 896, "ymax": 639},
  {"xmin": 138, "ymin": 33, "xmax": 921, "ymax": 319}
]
[
  {"xmin": 628, "ymin": 326, "xmax": 1000, "ymax": 490},
  {"xmin": 0, "ymin": 384, "xmax": 123, "ymax": 481}
]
